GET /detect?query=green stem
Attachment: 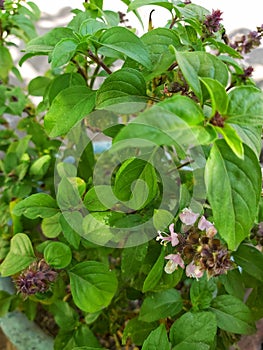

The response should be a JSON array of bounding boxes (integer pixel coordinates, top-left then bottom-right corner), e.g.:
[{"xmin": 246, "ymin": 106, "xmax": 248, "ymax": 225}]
[{"xmin": 89, "ymin": 64, "xmax": 100, "ymax": 89}]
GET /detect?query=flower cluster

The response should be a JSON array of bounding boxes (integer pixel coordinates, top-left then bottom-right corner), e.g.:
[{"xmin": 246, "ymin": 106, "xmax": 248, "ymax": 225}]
[
  {"xmin": 231, "ymin": 28, "xmax": 263, "ymax": 54},
  {"xmin": 203, "ymin": 9, "xmax": 223, "ymax": 35},
  {"xmin": 156, "ymin": 208, "xmax": 233, "ymax": 279},
  {"xmin": 14, "ymin": 260, "xmax": 57, "ymax": 297}
]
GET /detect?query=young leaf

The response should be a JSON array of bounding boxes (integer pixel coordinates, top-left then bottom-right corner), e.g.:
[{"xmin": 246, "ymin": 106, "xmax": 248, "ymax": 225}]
[
  {"xmin": 200, "ymin": 77, "xmax": 228, "ymax": 115},
  {"xmin": 0, "ymin": 233, "xmax": 36, "ymax": 276},
  {"xmin": 169, "ymin": 311, "xmax": 217, "ymax": 347},
  {"xmin": 142, "ymin": 324, "xmax": 170, "ymax": 350},
  {"xmin": 84, "ymin": 185, "xmax": 117, "ymax": 212},
  {"xmin": 139, "ymin": 289, "xmax": 183, "ymax": 322},
  {"xmin": 69, "ymin": 261, "xmax": 118, "ymax": 313},
  {"xmin": 79, "ymin": 19, "xmax": 107, "ymax": 36},
  {"xmin": 41, "ymin": 212, "xmax": 62, "ymax": 238},
  {"xmin": 128, "ymin": 0, "xmax": 173, "ymax": 11},
  {"xmin": 96, "ymin": 68, "xmax": 147, "ymax": 113},
  {"xmin": 205, "ymin": 140, "xmax": 261, "ymax": 250},
  {"xmin": 190, "ymin": 275, "xmax": 217, "ymax": 311},
  {"xmin": 175, "ymin": 51, "xmax": 229, "ymax": 102},
  {"xmin": 210, "ymin": 295, "xmax": 256, "ymax": 334},
  {"xmin": 214, "ymin": 124, "xmax": 244, "ymax": 159},
  {"xmin": 29, "ymin": 154, "xmax": 51, "ymax": 178},
  {"xmin": 97, "ymin": 27, "xmax": 152, "ymax": 68},
  {"xmin": 51, "ymin": 38, "xmax": 79, "ymax": 69},
  {"xmin": 114, "ymin": 158, "xmax": 158, "ymax": 210},
  {"xmin": 13, "ymin": 193, "xmax": 59, "ymax": 219},
  {"xmin": 44, "ymin": 242, "xmax": 72, "ymax": 269},
  {"xmin": 44, "ymin": 86, "xmax": 96, "ymax": 137}
]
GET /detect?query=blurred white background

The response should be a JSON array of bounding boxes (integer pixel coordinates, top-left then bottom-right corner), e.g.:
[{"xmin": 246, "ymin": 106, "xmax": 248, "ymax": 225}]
[{"xmin": 33, "ymin": 0, "xmax": 263, "ymax": 34}]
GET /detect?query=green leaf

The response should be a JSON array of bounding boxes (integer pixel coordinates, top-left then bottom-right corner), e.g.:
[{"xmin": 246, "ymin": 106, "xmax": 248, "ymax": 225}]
[
  {"xmin": 0, "ymin": 45, "xmax": 13, "ymax": 81},
  {"xmin": 205, "ymin": 140, "xmax": 261, "ymax": 250},
  {"xmin": 25, "ymin": 27, "xmax": 76, "ymax": 53},
  {"xmin": 158, "ymin": 94, "xmax": 204, "ymax": 125},
  {"xmin": 190, "ymin": 275, "xmax": 217, "ymax": 311},
  {"xmin": 139, "ymin": 289, "xmax": 183, "ymax": 322},
  {"xmin": 246, "ymin": 286, "xmax": 263, "ymax": 320},
  {"xmin": 175, "ymin": 51, "xmax": 228, "ymax": 102},
  {"xmin": 84, "ymin": 185, "xmax": 116, "ymax": 211},
  {"xmin": 114, "ymin": 158, "xmax": 158, "ymax": 210},
  {"xmin": 69, "ymin": 261, "xmax": 118, "ymax": 312},
  {"xmin": 200, "ymin": 77, "xmax": 228, "ymax": 115},
  {"xmin": 210, "ymin": 295, "xmax": 256, "ymax": 334},
  {"xmin": 143, "ymin": 247, "xmax": 165, "ymax": 292},
  {"xmin": 169, "ymin": 311, "xmax": 217, "ymax": 347},
  {"xmin": 28, "ymin": 76, "xmax": 51, "ymax": 96},
  {"xmin": 44, "ymin": 86, "xmax": 96, "ymax": 137},
  {"xmin": 121, "ymin": 240, "xmax": 148, "ymax": 279},
  {"xmin": 29, "ymin": 154, "xmax": 51, "ymax": 178},
  {"xmin": 232, "ymin": 244, "xmax": 263, "ymax": 283},
  {"xmin": 51, "ymin": 38, "xmax": 79, "ymax": 69},
  {"xmin": 13, "ymin": 193, "xmax": 59, "ymax": 219},
  {"xmin": 57, "ymin": 177, "xmax": 82, "ymax": 210},
  {"xmin": 41, "ymin": 213, "xmax": 62, "ymax": 238},
  {"xmin": 0, "ymin": 291, "xmax": 14, "ymax": 317},
  {"xmin": 142, "ymin": 324, "xmax": 170, "ymax": 350},
  {"xmin": 47, "ymin": 73, "xmax": 86, "ymax": 104},
  {"xmin": 214, "ymin": 124, "xmax": 244, "ymax": 158},
  {"xmin": 59, "ymin": 215, "xmax": 81, "ymax": 249},
  {"xmin": 173, "ymin": 342, "xmax": 209, "ymax": 350},
  {"xmin": 227, "ymin": 86, "xmax": 263, "ymax": 125},
  {"xmin": 153, "ymin": 209, "xmax": 174, "ymax": 231},
  {"xmin": 219, "ymin": 269, "xmax": 245, "ymax": 300},
  {"xmin": 44, "ymin": 241, "xmax": 72, "ymax": 268},
  {"xmin": 96, "ymin": 68, "xmax": 147, "ymax": 113},
  {"xmin": 232, "ymin": 124, "xmax": 261, "ymax": 157},
  {"xmin": 122, "ymin": 317, "xmax": 158, "ymax": 346},
  {"xmin": 49, "ymin": 300, "xmax": 79, "ymax": 331},
  {"xmin": 141, "ymin": 28, "xmax": 181, "ymax": 75},
  {"xmin": 97, "ymin": 27, "xmax": 152, "ymax": 68},
  {"xmin": 79, "ymin": 19, "xmax": 107, "ymax": 36},
  {"xmin": 114, "ymin": 105, "xmax": 213, "ymax": 149},
  {"xmin": 0, "ymin": 233, "xmax": 36, "ymax": 276},
  {"xmin": 128, "ymin": 0, "xmax": 173, "ymax": 11}
]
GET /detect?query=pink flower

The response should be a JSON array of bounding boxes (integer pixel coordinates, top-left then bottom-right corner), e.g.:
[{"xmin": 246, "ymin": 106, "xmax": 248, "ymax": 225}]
[
  {"xmin": 164, "ymin": 253, "xmax": 185, "ymax": 274},
  {"xmin": 198, "ymin": 216, "xmax": 217, "ymax": 237},
  {"xmin": 156, "ymin": 223, "xmax": 179, "ymax": 247},
  {"xmin": 186, "ymin": 261, "xmax": 204, "ymax": 280},
  {"xmin": 179, "ymin": 208, "xmax": 199, "ymax": 225}
]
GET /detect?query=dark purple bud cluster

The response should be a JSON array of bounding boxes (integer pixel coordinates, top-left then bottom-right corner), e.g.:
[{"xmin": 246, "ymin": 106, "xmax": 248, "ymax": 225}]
[
  {"xmin": 203, "ymin": 9, "xmax": 223, "ymax": 34},
  {"xmin": 0, "ymin": 0, "xmax": 4, "ymax": 10},
  {"xmin": 14, "ymin": 260, "xmax": 57, "ymax": 297},
  {"xmin": 231, "ymin": 28, "xmax": 263, "ymax": 54}
]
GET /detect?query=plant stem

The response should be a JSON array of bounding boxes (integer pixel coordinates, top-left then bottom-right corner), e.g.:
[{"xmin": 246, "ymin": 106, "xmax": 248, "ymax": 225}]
[
  {"xmin": 87, "ymin": 50, "xmax": 112, "ymax": 75},
  {"xmin": 89, "ymin": 64, "xmax": 100, "ymax": 89}
]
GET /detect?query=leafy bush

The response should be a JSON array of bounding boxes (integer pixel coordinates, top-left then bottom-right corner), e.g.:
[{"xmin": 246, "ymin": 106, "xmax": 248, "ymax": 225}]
[{"xmin": 1, "ymin": 0, "xmax": 263, "ymax": 349}]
